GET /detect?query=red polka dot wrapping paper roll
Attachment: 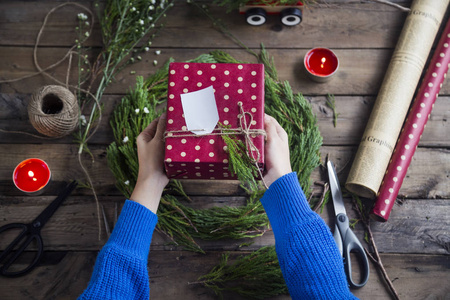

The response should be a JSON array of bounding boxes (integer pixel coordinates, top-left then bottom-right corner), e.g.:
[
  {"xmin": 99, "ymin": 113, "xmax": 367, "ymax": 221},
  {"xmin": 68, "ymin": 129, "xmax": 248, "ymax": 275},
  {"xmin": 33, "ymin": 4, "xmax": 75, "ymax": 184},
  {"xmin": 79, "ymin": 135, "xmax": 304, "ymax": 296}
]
[
  {"xmin": 164, "ymin": 62, "xmax": 265, "ymax": 180},
  {"xmin": 371, "ymin": 18, "xmax": 450, "ymax": 222}
]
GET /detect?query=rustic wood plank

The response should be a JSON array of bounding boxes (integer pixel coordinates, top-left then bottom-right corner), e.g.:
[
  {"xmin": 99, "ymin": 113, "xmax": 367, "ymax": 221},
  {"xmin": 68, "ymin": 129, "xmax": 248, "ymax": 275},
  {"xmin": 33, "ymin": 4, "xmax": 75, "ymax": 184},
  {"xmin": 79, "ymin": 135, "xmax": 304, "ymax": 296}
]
[
  {"xmin": 1, "ymin": 93, "xmax": 449, "ymax": 147},
  {"xmin": 0, "ymin": 251, "xmax": 447, "ymax": 300},
  {"xmin": 0, "ymin": 194, "xmax": 448, "ymax": 254},
  {"xmin": 0, "ymin": 47, "xmax": 393, "ymax": 96},
  {"xmin": 2, "ymin": 46, "xmax": 450, "ymax": 96},
  {"xmin": 0, "ymin": 144, "xmax": 447, "ymax": 198},
  {"xmin": 0, "ymin": 1, "xmax": 409, "ymax": 49}
]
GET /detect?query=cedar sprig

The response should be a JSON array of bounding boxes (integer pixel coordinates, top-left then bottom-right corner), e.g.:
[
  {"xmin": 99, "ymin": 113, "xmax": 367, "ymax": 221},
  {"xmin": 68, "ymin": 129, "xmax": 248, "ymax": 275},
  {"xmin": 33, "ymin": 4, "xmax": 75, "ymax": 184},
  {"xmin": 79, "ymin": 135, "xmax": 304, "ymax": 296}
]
[
  {"xmin": 194, "ymin": 246, "xmax": 287, "ymax": 300},
  {"xmin": 220, "ymin": 126, "xmax": 260, "ymax": 193},
  {"xmin": 326, "ymin": 93, "xmax": 339, "ymax": 128}
]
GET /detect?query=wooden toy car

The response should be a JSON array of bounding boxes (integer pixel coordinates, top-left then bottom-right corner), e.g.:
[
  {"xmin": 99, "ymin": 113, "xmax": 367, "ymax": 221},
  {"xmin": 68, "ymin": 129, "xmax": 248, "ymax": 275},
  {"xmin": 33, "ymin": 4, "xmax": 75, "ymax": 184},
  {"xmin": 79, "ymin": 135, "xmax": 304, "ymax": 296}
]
[{"xmin": 239, "ymin": 1, "xmax": 303, "ymax": 26}]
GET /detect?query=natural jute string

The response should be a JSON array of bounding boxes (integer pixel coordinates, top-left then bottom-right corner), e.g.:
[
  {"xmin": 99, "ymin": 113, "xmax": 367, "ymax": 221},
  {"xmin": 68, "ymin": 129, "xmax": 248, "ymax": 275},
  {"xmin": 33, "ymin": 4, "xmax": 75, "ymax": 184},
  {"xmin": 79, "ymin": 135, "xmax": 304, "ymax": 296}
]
[{"xmin": 28, "ymin": 85, "xmax": 80, "ymax": 137}]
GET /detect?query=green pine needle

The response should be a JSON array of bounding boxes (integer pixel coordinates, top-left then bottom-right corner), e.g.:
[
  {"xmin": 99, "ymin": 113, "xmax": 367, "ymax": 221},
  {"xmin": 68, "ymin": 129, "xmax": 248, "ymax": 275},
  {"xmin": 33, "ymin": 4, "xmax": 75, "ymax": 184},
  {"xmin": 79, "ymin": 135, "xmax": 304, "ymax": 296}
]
[
  {"xmin": 326, "ymin": 93, "xmax": 339, "ymax": 128},
  {"xmin": 197, "ymin": 246, "xmax": 287, "ymax": 299}
]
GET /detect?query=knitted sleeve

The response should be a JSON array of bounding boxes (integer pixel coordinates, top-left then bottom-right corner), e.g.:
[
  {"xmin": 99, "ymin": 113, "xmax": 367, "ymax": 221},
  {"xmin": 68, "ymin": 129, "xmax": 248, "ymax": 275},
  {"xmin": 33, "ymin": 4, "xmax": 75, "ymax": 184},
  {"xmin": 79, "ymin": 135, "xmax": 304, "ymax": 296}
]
[
  {"xmin": 77, "ymin": 200, "xmax": 158, "ymax": 300},
  {"xmin": 260, "ymin": 173, "xmax": 358, "ymax": 300}
]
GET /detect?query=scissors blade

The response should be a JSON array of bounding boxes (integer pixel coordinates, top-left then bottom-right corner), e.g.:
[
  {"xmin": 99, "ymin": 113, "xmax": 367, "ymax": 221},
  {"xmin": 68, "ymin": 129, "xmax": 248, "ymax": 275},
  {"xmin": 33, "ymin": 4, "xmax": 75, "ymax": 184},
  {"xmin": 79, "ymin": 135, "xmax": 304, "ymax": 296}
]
[
  {"xmin": 327, "ymin": 161, "xmax": 346, "ymax": 217},
  {"xmin": 32, "ymin": 181, "xmax": 78, "ymax": 228}
]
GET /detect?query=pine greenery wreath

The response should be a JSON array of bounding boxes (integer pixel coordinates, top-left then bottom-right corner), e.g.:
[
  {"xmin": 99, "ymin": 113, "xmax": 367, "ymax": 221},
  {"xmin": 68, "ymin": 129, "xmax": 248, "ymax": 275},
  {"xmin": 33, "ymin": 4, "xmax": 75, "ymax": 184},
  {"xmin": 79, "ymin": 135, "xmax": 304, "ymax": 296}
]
[{"xmin": 106, "ymin": 47, "xmax": 323, "ymax": 298}]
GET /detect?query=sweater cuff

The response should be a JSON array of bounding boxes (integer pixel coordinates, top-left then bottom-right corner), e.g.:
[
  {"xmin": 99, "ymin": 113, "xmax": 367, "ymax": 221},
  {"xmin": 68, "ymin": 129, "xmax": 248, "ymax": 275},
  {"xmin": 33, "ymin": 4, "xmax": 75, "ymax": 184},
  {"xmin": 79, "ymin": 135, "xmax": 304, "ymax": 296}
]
[
  {"xmin": 260, "ymin": 172, "xmax": 316, "ymax": 236},
  {"xmin": 106, "ymin": 200, "xmax": 158, "ymax": 260}
]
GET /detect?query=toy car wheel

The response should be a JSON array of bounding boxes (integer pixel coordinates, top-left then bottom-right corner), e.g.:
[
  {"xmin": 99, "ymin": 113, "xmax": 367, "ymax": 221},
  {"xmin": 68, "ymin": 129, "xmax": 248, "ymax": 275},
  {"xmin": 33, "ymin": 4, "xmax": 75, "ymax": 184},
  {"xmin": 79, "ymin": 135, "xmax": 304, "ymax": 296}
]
[
  {"xmin": 280, "ymin": 8, "xmax": 302, "ymax": 26},
  {"xmin": 245, "ymin": 8, "xmax": 267, "ymax": 26}
]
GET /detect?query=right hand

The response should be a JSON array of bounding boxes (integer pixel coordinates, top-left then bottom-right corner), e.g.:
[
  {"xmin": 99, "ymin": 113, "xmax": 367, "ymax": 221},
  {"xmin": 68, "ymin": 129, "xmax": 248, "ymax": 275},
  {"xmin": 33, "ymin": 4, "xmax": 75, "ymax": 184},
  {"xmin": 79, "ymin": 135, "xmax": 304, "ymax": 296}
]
[
  {"xmin": 263, "ymin": 114, "xmax": 292, "ymax": 187},
  {"xmin": 130, "ymin": 113, "xmax": 169, "ymax": 213}
]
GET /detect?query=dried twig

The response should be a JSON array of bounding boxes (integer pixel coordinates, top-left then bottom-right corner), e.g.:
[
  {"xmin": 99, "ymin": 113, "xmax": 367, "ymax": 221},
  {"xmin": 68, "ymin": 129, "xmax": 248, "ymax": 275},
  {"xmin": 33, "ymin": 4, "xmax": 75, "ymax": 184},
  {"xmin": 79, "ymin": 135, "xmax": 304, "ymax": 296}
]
[
  {"xmin": 313, "ymin": 182, "xmax": 329, "ymax": 212},
  {"xmin": 368, "ymin": 0, "xmax": 410, "ymax": 12},
  {"xmin": 350, "ymin": 196, "xmax": 400, "ymax": 300}
]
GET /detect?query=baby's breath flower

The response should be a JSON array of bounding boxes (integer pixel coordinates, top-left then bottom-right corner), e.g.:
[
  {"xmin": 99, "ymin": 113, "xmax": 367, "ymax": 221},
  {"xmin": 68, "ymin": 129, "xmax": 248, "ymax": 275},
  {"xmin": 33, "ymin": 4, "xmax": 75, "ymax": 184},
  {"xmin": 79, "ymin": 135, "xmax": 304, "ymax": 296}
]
[
  {"xmin": 130, "ymin": 57, "xmax": 135, "ymax": 63},
  {"xmin": 139, "ymin": 19, "xmax": 144, "ymax": 25},
  {"xmin": 155, "ymin": 50, "xmax": 161, "ymax": 55},
  {"xmin": 149, "ymin": 5, "xmax": 154, "ymax": 10},
  {"xmin": 85, "ymin": 21, "xmax": 89, "ymax": 26},
  {"xmin": 153, "ymin": 60, "xmax": 158, "ymax": 66},
  {"xmin": 145, "ymin": 47, "xmax": 150, "ymax": 52},
  {"xmin": 135, "ymin": 108, "xmax": 140, "ymax": 114},
  {"xmin": 143, "ymin": 107, "xmax": 150, "ymax": 114},
  {"xmin": 148, "ymin": 16, "xmax": 153, "ymax": 21},
  {"xmin": 77, "ymin": 13, "xmax": 88, "ymax": 21},
  {"xmin": 131, "ymin": 7, "xmax": 136, "ymax": 12},
  {"xmin": 84, "ymin": 32, "xmax": 90, "ymax": 37},
  {"xmin": 130, "ymin": 71, "xmax": 136, "ymax": 75},
  {"xmin": 137, "ymin": 56, "xmax": 142, "ymax": 60},
  {"xmin": 123, "ymin": 136, "xmax": 129, "ymax": 143},
  {"xmin": 151, "ymin": 0, "xmax": 156, "ymax": 4},
  {"xmin": 80, "ymin": 115, "xmax": 87, "ymax": 126},
  {"xmin": 124, "ymin": 180, "xmax": 130, "ymax": 185},
  {"xmin": 148, "ymin": 41, "xmax": 152, "ymax": 46}
]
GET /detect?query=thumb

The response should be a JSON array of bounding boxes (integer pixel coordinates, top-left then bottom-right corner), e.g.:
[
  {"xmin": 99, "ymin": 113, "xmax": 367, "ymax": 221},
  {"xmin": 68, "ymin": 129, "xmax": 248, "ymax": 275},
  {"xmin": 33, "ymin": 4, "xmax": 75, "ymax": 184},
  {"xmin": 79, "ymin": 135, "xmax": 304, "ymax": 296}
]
[
  {"xmin": 154, "ymin": 112, "xmax": 167, "ymax": 141},
  {"xmin": 264, "ymin": 114, "xmax": 278, "ymax": 142}
]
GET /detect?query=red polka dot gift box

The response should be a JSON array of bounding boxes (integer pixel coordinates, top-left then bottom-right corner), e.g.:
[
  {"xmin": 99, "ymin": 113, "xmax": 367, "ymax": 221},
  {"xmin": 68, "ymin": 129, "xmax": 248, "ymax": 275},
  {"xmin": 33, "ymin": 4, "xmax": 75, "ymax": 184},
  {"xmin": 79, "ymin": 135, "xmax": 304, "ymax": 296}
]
[{"xmin": 164, "ymin": 62, "xmax": 265, "ymax": 180}]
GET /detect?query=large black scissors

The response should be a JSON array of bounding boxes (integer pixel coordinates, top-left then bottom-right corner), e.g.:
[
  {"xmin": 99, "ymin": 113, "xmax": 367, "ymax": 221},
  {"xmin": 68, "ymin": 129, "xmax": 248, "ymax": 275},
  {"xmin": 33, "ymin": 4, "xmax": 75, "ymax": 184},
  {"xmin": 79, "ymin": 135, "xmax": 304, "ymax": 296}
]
[
  {"xmin": 327, "ymin": 161, "xmax": 369, "ymax": 288},
  {"xmin": 0, "ymin": 180, "xmax": 77, "ymax": 277}
]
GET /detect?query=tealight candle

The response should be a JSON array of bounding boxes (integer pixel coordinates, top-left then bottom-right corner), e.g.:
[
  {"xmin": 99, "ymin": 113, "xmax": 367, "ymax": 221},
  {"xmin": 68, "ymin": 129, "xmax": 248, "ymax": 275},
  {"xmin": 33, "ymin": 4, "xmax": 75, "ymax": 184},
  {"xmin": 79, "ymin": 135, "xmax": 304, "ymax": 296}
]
[
  {"xmin": 13, "ymin": 158, "xmax": 51, "ymax": 194},
  {"xmin": 304, "ymin": 48, "xmax": 339, "ymax": 82}
]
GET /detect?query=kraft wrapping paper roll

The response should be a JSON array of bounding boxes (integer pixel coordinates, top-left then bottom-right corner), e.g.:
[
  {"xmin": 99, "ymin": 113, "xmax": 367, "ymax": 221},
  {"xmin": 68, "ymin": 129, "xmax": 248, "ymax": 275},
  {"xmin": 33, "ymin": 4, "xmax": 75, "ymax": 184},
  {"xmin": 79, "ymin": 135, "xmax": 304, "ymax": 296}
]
[
  {"xmin": 345, "ymin": 0, "xmax": 449, "ymax": 198},
  {"xmin": 371, "ymin": 18, "xmax": 450, "ymax": 222}
]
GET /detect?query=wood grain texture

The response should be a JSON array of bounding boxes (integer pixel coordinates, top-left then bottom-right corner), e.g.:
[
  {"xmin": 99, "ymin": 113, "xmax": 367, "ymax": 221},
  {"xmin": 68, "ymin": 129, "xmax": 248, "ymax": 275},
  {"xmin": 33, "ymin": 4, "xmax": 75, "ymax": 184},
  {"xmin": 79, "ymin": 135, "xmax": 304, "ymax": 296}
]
[
  {"xmin": 0, "ymin": 144, "xmax": 447, "ymax": 198},
  {"xmin": 1, "ymin": 0, "xmax": 449, "ymax": 298},
  {"xmin": 0, "ymin": 195, "xmax": 448, "ymax": 254},
  {"xmin": 1, "ymin": 94, "xmax": 449, "ymax": 147},
  {"xmin": 0, "ymin": 1, "xmax": 408, "ymax": 48},
  {"xmin": 0, "ymin": 251, "xmax": 447, "ymax": 300}
]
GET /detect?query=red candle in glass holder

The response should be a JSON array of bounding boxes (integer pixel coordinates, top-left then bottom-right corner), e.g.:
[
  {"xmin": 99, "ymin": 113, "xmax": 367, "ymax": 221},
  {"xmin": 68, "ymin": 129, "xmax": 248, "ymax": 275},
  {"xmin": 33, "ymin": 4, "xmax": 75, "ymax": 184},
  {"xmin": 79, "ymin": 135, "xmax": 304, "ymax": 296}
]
[
  {"xmin": 304, "ymin": 48, "xmax": 339, "ymax": 82},
  {"xmin": 13, "ymin": 158, "xmax": 51, "ymax": 194}
]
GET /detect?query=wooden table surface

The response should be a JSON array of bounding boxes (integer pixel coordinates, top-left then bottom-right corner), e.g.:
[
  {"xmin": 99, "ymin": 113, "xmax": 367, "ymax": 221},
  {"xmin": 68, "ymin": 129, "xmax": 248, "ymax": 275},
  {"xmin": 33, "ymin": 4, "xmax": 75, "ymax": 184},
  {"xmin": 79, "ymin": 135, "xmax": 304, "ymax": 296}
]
[{"xmin": 0, "ymin": 1, "xmax": 449, "ymax": 299}]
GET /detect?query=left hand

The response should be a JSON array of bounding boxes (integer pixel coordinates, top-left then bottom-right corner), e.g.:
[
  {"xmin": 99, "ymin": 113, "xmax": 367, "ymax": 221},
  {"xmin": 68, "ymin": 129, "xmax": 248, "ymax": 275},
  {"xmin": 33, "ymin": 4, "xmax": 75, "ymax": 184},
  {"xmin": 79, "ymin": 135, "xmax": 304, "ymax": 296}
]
[{"xmin": 130, "ymin": 113, "xmax": 169, "ymax": 213}]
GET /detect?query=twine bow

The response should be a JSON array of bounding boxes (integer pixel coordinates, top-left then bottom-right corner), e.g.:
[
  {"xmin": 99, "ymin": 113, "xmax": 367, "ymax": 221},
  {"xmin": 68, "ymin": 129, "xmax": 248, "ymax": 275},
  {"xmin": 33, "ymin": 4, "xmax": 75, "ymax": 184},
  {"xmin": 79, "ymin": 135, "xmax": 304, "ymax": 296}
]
[{"xmin": 164, "ymin": 102, "xmax": 267, "ymax": 188}]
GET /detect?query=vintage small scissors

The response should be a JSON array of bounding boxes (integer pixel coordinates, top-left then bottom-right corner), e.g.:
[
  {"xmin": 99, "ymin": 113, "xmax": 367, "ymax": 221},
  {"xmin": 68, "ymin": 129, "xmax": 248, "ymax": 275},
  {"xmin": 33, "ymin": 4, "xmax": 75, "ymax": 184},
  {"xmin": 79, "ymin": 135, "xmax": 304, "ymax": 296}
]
[
  {"xmin": 327, "ymin": 161, "xmax": 369, "ymax": 288},
  {"xmin": 0, "ymin": 180, "xmax": 77, "ymax": 277}
]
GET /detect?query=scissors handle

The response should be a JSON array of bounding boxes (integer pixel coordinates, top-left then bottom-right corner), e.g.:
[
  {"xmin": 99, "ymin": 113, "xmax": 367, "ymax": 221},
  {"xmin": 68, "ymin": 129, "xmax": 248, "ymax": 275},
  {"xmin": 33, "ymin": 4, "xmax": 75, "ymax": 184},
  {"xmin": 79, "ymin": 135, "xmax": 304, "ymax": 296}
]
[
  {"xmin": 336, "ymin": 213, "xmax": 370, "ymax": 289},
  {"xmin": 0, "ymin": 223, "xmax": 44, "ymax": 277}
]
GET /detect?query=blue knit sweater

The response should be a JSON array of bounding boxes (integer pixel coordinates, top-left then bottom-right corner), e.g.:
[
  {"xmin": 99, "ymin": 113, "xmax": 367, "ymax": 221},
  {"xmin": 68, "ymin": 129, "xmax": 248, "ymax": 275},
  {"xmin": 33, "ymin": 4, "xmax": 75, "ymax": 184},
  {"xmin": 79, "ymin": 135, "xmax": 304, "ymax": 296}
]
[{"xmin": 78, "ymin": 173, "xmax": 357, "ymax": 299}]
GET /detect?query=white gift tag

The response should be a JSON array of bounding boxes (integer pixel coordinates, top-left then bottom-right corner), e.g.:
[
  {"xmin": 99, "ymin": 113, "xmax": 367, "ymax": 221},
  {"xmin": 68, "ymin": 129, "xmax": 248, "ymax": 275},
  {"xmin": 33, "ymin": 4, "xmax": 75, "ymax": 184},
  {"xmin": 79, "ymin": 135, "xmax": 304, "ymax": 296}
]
[{"xmin": 180, "ymin": 85, "xmax": 219, "ymax": 135}]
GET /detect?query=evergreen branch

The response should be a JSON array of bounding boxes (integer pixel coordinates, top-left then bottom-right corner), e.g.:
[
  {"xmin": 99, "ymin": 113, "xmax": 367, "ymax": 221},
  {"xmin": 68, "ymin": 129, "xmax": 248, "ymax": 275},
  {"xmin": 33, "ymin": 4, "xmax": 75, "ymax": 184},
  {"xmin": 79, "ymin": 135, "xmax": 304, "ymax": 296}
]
[
  {"xmin": 195, "ymin": 247, "xmax": 288, "ymax": 299},
  {"xmin": 326, "ymin": 93, "xmax": 339, "ymax": 128}
]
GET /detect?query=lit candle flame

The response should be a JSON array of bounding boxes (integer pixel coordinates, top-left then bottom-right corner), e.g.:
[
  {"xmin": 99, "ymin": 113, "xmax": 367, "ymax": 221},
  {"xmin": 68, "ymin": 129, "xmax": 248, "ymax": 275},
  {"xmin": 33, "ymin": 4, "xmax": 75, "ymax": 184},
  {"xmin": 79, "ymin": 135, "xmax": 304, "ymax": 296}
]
[
  {"xmin": 321, "ymin": 57, "xmax": 326, "ymax": 68},
  {"xmin": 28, "ymin": 170, "xmax": 38, "ymax": 181}
]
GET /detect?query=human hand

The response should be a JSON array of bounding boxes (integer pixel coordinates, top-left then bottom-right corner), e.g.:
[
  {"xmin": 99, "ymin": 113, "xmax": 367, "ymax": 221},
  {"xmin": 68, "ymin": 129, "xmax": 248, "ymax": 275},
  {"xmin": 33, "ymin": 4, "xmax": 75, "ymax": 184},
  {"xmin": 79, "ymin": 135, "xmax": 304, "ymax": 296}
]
[
  {"xmin": 130, "ymin": 113, "xmax": 169, "ymax": 213},
  {"xmin": 263, "ymin": 114, "xmax": 292, "ymax": 187}
]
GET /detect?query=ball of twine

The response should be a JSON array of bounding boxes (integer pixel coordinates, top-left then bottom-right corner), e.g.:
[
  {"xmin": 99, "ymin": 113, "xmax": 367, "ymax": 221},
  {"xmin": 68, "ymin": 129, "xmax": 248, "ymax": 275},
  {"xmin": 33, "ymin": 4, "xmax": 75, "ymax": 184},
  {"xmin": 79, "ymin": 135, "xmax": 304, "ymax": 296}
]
[{"xmin": 28, "ymin": 85, "xmax": 80, "ymax": 138}]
